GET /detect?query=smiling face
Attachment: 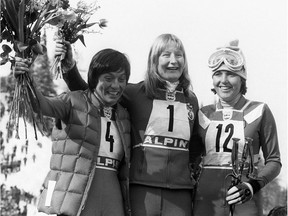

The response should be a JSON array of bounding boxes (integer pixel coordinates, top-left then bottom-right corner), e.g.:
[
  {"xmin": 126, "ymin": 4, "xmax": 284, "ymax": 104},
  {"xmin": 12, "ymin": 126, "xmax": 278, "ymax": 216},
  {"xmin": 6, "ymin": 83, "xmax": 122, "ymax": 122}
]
[
  {"xmin": 157, "ymin": 43, "xmax": 185, "ymax": 82},
  {"xmin": 94, "ymin": 69, "xmax": 127, "ymax": 106},
  {"xmin": 212, "ymin": 70, "xmax": 242, "ymax": 102}
]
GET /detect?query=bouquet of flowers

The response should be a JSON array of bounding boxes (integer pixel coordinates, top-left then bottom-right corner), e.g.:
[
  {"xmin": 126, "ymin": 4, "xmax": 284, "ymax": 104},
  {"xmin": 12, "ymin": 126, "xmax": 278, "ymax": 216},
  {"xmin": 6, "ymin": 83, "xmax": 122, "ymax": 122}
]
[
  {"xmin": 49, "ymin": 0, "xmax": 107, "ymax": 79},
  {"xmin": 0, "ymin": 0, "xmax": 68, "ymax": 139}
]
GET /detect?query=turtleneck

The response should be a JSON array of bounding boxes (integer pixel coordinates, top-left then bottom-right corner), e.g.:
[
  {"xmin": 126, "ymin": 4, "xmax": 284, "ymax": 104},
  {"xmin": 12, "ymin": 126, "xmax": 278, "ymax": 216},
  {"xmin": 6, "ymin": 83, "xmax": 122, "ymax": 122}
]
[
  {"xmin": 92, "ymin": 91, "xmax": 114, "ymax": 119},
  {"xmin": 165, "ymin": 80, "xmax": 179, "ymax": 92},
  {"xmin": 93, "ymin": 91, "xmax": 110, "ymax": 108},
  {"xmin": 219, "ymin": 93, "xmax": 242, "ymax": 109}
]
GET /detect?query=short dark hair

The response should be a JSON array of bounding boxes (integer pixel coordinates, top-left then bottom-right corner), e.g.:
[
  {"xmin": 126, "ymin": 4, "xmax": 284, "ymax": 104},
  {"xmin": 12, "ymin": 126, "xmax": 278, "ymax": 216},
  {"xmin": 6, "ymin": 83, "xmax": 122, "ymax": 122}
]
[
  {"xmin": 211, "ymin": 78, "xmax": 247, "ymax": 95},
  {"xmin": 87, "ymin": 49, "xmax": 130, "ymax": 90}
]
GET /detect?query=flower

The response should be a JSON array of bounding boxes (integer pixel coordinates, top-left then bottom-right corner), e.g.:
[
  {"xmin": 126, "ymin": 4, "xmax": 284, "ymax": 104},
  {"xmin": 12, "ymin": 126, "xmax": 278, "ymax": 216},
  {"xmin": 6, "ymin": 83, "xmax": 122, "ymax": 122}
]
[
  {"xmin": 50, "ymin": 0, "xmax": 106, "ymax": 46},
  {"xmin": 48, "ymin": 0, "xmax": 107, "ymax": 79},
  {"xmin": 0, "ymin": 44, "xmax": 13, "ymax": 65},
  {"xmin": 0, "ymin": 0, "xmax": 68, "ymax": 139},
  {"xmin": 99, "ymin": 19, "xmax": 108, "ymax": 29}
]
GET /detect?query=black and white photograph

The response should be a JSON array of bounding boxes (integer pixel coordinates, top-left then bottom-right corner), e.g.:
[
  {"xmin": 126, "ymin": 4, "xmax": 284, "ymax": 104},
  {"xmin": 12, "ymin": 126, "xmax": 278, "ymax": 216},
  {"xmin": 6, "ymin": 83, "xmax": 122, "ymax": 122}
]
[{"xmin": 0, "ymin": 0, "xmax": 287, "ymax": 216}]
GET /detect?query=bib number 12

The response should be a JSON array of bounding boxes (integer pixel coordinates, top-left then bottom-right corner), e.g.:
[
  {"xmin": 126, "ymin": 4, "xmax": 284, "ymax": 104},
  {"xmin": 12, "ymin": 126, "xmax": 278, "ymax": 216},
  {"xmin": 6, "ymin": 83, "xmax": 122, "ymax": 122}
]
[{"xmin": 215, "ymin": 123, "xmax": 234, "ymax": 152}]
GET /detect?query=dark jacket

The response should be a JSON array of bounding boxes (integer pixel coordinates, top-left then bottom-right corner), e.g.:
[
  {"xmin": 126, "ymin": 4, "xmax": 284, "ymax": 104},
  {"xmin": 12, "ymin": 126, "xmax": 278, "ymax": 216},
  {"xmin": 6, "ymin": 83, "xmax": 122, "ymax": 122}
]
[
  {"xmin": 62, "ymin": 66, "xmax": 204, "ymax": 189},
  {"xmin": 122, "ymin": 82, "xmax": 201, "ymax": 189}
]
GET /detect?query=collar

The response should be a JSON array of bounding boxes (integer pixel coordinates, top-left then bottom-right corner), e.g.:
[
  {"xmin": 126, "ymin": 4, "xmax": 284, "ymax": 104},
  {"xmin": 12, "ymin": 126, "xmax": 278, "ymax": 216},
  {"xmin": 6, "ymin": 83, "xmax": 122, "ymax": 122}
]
[
  {"xmin": 216, "ymin": 95, "xmax": 247, "ymax": 110},
  {"xmin": 88, "ymin": 91, "xmax": 117, "ymax": 110},
  {"xmin": 158, "ymin": 80, "xmax": 183, "ymax": 92},
  {"xmin": 165, "ymin": 80, "xmax": 180, "ymax": 92}
]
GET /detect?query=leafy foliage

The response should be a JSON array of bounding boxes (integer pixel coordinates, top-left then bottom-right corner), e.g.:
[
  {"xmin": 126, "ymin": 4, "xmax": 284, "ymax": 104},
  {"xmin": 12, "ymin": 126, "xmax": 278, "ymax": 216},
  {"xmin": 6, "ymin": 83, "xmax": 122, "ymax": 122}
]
[
  {"xmin": 1, "ymin": 184, "xmax": 35, "ymax": 216},
  {"xmin": 0, "ymin": 0, "xmax": 67, "ymax": 139},
  {"xmin": 31, "ymin": 29, "xmax": 57, "ymax": 136},
  {"xmin": 1, "ymin": 28, "xmax": 57, "ymax": 138},
  {"xmin": 262, "ymin": 178, "xmax": 287, "ymax": 215},
  {"xmin": 49, "ymin": 0, "xmax": 107, "ymax": 78}
]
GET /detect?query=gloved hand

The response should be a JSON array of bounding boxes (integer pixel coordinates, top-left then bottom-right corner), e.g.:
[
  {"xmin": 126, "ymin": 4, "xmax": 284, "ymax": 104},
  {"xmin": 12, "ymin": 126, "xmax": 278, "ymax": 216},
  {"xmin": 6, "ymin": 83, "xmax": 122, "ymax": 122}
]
[
  {"xmin": 226, "ymin": 182, "xmax": 253, "ymax": 205},
  {"xmin": 54, "ymin": 39, "xmax": 75, "ymax": 71}
]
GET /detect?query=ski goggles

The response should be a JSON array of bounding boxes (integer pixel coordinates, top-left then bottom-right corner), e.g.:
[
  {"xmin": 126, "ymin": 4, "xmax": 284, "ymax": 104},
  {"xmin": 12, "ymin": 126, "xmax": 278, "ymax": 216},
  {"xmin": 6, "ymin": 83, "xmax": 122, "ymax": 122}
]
[{"xmin": 208, "ymin": 48, "xmax": 245, "ymax": 72}]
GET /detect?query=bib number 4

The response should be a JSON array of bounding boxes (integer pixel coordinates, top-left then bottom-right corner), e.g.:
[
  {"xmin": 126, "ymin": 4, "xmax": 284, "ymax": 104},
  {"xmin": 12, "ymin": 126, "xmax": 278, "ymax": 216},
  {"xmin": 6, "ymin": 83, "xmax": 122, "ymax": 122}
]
[{"xmin": 105, "ymin": 122, "xmax": 114, "ymax": 152}]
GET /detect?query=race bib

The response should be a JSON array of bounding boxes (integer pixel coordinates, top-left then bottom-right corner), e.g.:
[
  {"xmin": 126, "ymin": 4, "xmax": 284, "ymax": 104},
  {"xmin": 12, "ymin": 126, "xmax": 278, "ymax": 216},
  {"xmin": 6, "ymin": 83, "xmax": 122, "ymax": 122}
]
[
  {"xmin": 203, "ymin": 109, "xmax": 245, "ymax": 165},
  {"xmin": 96, "ymin": 116, "xmax": 124, "ymax": 171},
  {"xmin": 142, "ymin": 99, "xmax": 191, "ymax": 151}
]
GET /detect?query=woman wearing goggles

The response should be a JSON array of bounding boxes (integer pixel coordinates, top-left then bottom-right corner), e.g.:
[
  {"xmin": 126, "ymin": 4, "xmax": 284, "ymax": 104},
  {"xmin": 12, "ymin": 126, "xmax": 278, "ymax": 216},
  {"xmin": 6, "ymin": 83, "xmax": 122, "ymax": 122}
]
[
  {"xmin": 193, "ymin": 40, "xmax": 282, "ymax": 216},
  {"xmin": 208, "ymin": 48, "xmax": 246, "ymax": 72}
]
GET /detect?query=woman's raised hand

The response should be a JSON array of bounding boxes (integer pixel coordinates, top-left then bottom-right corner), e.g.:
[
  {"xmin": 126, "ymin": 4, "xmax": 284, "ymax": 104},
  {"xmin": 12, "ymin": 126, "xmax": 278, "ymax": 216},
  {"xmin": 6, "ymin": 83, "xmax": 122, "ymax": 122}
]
[
  {"xmin": 54, "ymin": 39, "xmax": 75, "ymax": 70},
  {"xmin": 13, "ymin": 57, "xmax": 32, "ymax": 77}
]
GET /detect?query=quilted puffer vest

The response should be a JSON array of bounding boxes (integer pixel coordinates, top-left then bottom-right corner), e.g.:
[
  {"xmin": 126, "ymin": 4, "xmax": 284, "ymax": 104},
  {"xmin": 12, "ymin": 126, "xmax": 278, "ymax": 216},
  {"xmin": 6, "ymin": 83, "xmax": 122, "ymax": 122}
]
[{"xmin": 37, "ymin": 90, "xmax": 131, "ymax": 216}]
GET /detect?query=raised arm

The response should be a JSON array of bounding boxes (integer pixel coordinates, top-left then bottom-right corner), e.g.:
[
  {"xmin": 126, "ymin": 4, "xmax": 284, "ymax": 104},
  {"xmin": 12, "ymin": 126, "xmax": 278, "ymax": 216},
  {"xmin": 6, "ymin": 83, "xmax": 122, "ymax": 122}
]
[
  {"xmin": 55, "ymin": 40, "xmax": 88, "ymax": 91},
  {"xmin": 14, "ymin": 57, "xmax": 70, "ymax": 119},
  {"xmin": 63, "ymin": 64, "xmax": 88, "ymax": 91}
]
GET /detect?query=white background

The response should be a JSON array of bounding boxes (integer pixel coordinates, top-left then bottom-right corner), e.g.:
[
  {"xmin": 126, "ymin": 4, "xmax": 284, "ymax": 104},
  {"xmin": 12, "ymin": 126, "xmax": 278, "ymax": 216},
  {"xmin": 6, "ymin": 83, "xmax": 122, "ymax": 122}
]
[
  {"xmin": 62, "ymin": 0, "xmax": 287, "ymax": 183},
  {"xmin": 0, "ymin": 0, "xmax": 286, "ymax": 200}
]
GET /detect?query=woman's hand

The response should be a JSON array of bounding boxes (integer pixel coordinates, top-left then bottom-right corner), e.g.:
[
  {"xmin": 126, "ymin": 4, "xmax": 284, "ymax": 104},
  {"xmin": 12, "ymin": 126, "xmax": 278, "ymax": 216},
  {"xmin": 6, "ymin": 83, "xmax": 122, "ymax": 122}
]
[
  {"xmin": 226, "ymin": 182, "xmax": 253, "ymax": 205},
  {"xmin": 55, "ymin": 39, "xmax": 75, "ymax": 71},
  {"xmin": 13, "ymin": 57, "xmax": 32, "ymax": 77}
]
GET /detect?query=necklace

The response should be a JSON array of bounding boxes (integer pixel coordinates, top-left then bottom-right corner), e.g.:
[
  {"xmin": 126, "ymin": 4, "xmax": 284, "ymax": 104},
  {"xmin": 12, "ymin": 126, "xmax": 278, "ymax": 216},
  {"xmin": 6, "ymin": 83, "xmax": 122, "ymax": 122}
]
[
  {"xmin": 165, "ymin": 80, "xmax": 179, "ymax": 101},
  {"xmin": 92, "ymin": 91, "xmax": 113, "ymax": 119},
  {"xmin": 103, "ymin": 107, "xmax": 113, "ymax": 120}
]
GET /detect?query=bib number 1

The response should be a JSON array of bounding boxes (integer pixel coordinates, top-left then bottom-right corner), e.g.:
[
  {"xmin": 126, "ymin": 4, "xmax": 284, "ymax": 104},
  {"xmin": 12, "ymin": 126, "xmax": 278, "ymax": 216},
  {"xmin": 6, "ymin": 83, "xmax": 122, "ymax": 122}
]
[{"xmin": 167, "ymin": 105, "xmax": 174, "ymax": 132}]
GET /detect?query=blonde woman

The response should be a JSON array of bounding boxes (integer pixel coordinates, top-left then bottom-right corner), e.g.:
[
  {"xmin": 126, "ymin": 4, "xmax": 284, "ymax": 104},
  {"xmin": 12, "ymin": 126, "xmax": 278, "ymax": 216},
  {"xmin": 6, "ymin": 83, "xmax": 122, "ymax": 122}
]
[{"xmin": 58, "ymin": 34, "xmax": 203, "ymax": 216}]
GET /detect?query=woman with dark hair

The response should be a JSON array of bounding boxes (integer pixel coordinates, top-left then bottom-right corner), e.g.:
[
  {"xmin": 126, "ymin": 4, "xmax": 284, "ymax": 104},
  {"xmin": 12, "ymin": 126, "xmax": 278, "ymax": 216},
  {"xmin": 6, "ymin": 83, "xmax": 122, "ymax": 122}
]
[
  {"xmin": 13, "ymin": 49, "xmax": 132, "ymax": 216},
  {"xmin": 56, "ymin": 33, "xmax": 203, "ymax": 216},
  {"xmin": 194, "ymin": 40, "xmax": 282, "ymax": 216}
]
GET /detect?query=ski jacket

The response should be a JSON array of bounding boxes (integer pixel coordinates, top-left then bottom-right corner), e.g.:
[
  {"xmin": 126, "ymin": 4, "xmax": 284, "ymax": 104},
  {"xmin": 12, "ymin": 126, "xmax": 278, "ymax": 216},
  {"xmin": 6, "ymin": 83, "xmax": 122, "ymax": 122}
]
[
  {"xmin": 36, "ymin": 89, "xmax": 131, "ymax": 216},
  {"xmin": 122, "ymin": 82, "xmax": 200, "ymax": 189},
  {"xmin": 62, "ymin": 65, "xmax": 203, "ymax": 189},
  {"xmin": 198, "ymin": 96, "xmax": 281, "ymax": 189}
]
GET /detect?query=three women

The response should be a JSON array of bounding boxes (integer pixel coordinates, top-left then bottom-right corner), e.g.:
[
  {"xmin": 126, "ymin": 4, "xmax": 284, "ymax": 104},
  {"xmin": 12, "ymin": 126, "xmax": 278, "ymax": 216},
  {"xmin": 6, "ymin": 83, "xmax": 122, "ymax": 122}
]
[{"xmin": 14, "ymin": 37, "xmax": 282, "ymax": 216}]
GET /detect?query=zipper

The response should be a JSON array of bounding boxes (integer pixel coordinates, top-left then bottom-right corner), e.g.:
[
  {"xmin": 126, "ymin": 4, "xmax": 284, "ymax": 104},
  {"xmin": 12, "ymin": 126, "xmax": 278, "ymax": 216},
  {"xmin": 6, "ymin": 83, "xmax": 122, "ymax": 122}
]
[
  {"xmin": 115, "ymin": 110, "xmax": 132, "ymax": 215},
  {"xmin": 166, "ymin": 149, "xmax": 171, "ymax": 188},
  {"xmin": 76, "ymin": 162, "xmax": 96, "ymax": 216}
]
